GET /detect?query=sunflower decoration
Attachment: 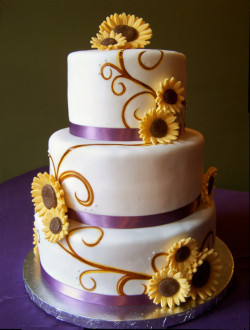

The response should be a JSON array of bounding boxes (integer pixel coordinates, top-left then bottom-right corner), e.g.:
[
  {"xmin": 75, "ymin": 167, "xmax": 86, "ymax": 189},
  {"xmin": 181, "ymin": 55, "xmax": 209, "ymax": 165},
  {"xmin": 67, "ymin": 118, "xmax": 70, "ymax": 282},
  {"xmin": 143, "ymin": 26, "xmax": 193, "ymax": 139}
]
[
  {"xmin": 31, "ymin": 172, "xmax": 67, "ymax": 217},
  {"xmin": 201, "ymin": 167, "xmax": 218, "ymax": 206},
  {"xmin": 42, "ymin": 208, "xmax": 69, "ymax": 243},
  {"xmin": 188, "ymin": 248, "xmax": 222, "ymax": 300},
  {"xmin": 166, "ymin": 237, "xmax": 199, "ymax": 274},
  {"xmin": 98, "ymin": 13, "xmax": 152, "ymax": 49},
  {"xmin": 90, "ymin": 30, "xmax": 127, "ymax": 50},
  {"xmin": 139, "ymin": 107, "xmax": 180, "ymax": 145},
  {"xmin": 33, "ymin": 225, "xmax": 39, "ymax": 256},
  {"xmin": 147, "ymin": 267, "xmax": 190, "ymax": 309},
  {"xmin": 156, "ymin": 77, "xmax": 185, "ymax": 114}
]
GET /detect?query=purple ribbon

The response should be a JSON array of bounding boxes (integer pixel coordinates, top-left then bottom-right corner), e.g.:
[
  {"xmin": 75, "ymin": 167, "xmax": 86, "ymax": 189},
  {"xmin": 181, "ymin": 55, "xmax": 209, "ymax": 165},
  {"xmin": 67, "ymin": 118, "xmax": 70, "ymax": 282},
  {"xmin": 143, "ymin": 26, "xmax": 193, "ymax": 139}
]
[
  {"xmin": 68, "ymin": 195, "xmax": 200, "ymax": 229},
  {"xmin": 70, "ymin": 122, "xmax": 141, "ymax": 141},
  {"xmin": 41, "ymin": 265, "xmax": 152, "ymax": 306}
]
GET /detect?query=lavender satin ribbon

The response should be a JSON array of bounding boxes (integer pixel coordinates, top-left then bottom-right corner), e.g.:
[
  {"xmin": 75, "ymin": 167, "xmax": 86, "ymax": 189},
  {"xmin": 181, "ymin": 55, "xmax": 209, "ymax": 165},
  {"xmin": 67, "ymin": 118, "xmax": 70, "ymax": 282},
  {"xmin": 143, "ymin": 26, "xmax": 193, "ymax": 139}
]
[
  {"xmin": 41, "ymin": 265, "xmax": 151, "ymax": 306},
  {"xmin": 70, "ymin": 122, "xmax": 141, "ymax": 141},
  {"xmin": 68, "ymin": 195, "xmax": 200, "ymax": 229}
]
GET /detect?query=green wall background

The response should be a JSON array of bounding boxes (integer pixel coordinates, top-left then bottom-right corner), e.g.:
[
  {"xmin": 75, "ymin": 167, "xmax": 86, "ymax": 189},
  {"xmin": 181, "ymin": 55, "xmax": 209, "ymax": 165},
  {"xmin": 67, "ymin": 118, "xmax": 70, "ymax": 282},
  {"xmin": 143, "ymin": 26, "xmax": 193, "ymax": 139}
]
[{"xmin": 0, "ymin": 0, "xmax": 249, "ymax": 191}]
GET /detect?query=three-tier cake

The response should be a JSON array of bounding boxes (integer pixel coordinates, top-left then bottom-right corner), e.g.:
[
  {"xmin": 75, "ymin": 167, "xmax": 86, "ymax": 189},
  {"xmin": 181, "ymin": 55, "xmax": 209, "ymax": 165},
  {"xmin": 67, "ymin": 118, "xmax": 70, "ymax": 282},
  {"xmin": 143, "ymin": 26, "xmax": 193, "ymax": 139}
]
[{"xmin": 31, "ymin": 13, "xmax": 221, "ymax": 309}]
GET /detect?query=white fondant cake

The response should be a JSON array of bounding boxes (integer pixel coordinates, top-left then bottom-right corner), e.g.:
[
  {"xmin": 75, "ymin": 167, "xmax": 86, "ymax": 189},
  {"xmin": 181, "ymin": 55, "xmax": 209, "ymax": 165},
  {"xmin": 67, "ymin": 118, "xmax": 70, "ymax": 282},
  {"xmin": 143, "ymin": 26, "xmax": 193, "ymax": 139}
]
[{"xmin": 31, "ymin": 13, "xmax": 221, "ymax": 309}]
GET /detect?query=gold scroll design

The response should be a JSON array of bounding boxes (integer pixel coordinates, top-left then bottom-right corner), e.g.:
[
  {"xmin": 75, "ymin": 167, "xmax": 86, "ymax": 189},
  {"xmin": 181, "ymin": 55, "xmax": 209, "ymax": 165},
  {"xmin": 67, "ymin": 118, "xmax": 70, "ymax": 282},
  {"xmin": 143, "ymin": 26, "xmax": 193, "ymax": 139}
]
[
  {"xmin": 49, "ymin": 148, "xmax": 94, "ymax": 208},
  {"xmin": 57, "ymin": 226, "xmax": 151, "ymax": 295},
  {"xmin": 48, "ymin": 141, "xmax": 151, "ymax": 208},
  {"xmin": 151, "ymin": 252, "xmax": 169, "ymax": 273},
  {"xmin": 100, "ymin": 50, "xmax": 164, "ymax": 128},
  {"xmin": 59, "ymin": 171, "xmax": 93, "ymax": 207}
]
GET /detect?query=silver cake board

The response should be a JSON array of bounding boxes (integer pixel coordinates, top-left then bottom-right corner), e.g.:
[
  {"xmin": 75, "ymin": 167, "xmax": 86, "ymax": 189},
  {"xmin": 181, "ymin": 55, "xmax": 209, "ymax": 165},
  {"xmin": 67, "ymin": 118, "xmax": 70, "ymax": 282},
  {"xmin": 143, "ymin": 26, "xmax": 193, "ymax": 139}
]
[{"xmin": 23, "ymin": 237, "xmax": 234, "ymax": 329}]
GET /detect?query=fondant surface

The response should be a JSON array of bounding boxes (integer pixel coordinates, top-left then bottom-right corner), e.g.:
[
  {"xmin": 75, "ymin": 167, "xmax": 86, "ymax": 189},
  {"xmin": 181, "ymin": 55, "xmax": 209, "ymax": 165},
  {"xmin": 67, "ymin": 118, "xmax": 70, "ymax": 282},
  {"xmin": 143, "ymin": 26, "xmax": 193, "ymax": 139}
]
[
  {"xmin": 67, "ymin": 49, "xmax": 186, "ymax": 129},
  {"xmin": 48, "ymin": 128, "xmax": 204, "ymax": 216},
  {"xmin": 35, "ymin": 202, "xmax": 216, "ymax": 296}
]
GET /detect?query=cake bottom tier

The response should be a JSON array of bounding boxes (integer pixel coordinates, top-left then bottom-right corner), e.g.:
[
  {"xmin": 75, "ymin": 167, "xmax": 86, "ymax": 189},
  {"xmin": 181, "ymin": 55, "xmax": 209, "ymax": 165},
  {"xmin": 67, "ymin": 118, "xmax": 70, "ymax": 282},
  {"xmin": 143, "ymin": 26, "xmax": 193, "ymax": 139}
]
[{"xmin": 35, "ymin": 202, "xmax": 216, "ymax": 301}]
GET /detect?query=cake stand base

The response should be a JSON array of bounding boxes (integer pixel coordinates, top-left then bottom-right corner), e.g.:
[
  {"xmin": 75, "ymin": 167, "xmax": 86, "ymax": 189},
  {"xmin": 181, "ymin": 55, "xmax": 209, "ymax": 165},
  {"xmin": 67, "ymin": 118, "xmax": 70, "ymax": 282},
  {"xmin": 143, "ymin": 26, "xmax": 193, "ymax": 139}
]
[{"xmin": 23, "ymin": 237, "xmax": 234, "ymax": 329}]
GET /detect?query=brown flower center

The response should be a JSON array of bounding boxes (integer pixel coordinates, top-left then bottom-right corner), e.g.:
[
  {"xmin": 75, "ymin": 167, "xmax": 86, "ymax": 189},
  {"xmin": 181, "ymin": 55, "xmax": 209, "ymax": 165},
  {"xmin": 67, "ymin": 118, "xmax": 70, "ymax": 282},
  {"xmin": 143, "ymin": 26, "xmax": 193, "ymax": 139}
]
[
  {"xmin": 164, "ymin": 89, "xmax": 178, "ymax": 104},
  {"xmin": 49, "ymin": 217, "xmax": 62, "ymax": 234},
  {"xmin": 191, "ymin": 260, "xmax": 211, "ymax": 288},
  {"xmin": 150, "ymin": 118, "xmax": 168, "ymax": 138},
  {"xmin": 207, "ymin": 176, "xmax": 215, "ymax": 195},
  {"xmin": 101, "ymin": 38, "xmax": 117, "ymax": 46},
  {"xmin": 158, "ymin": 277, "xmax": 180, "ymax": 297},
  {"xmin": 175, "ymin": 246, "xmax": 191, "ymax": 262},
  {"xmin": 113, "ymin": 25, "xmax": 138, "ymax": 42},
  {"xmin": 42, "ymin": 184, "xmax": 57, "ymax": 209}
]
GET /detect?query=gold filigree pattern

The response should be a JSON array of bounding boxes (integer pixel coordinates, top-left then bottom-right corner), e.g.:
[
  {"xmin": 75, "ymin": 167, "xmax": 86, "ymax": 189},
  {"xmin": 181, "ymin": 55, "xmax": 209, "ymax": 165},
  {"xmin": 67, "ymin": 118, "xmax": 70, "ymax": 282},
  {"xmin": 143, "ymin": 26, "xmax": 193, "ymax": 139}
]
[
  {"xmin": 68, "ymin": 226, "xmax": 104, "ymax": 247},
  {"xmin": 151, "ymin": 252, "xmax": 169, "ymax": 273},
  {"xmin": 59, "ymin": 170, "xmax": 94, "ymax": 207},
  {"xmin": 121, "ymin": 91, "xmax": 155, "ymax": 127},
  {"xmin": 138, "ymin": 51, "xmax": 164, "ymax": 70},
  {"xmin": 49, "ymin": 154, "xmax": 57, "ymax": 178},
  {"xmin": 134, "ymin": 108, "xmax": 142, "ymax": 121},
  {"xmin": 49, "ymin": 142, "xmax": 150, "ymax": 209},
  {"xmin": 57, "ymin": 225, "xmax": 151, "ymax": 295},
  {"xmin": 49, "ymin": 148, "xmax": 94, "ymax": 208},
  {"xmin": 100, "ymin": 50, "xmax": 163, "ymax": 128},
  {"xmin": 80, "ymin": 269, "xmax": 99, "ymax": 291},
  {"xmin": 117, "ymin": 275, "xmax": 148, "ymax": 295}
]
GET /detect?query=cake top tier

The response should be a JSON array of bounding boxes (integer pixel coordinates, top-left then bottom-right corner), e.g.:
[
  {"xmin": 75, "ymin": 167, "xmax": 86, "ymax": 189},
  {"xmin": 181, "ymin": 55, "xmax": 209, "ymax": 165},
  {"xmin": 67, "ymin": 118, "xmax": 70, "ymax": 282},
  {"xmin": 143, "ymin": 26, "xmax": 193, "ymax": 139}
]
[{"xmin": 68, "ymin": 13, "xmax": 186, "ymax": 144}]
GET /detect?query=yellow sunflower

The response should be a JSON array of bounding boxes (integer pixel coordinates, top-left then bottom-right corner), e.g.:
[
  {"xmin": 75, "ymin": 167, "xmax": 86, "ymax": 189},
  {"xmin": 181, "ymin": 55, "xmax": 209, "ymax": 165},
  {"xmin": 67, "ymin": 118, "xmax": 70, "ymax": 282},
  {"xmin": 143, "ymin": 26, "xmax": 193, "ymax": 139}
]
[
  {"xmin": 31, "ymin": 172, "xmax": 67, "ymax": 217},
  {"xmin": 147, "ymin": 268, "xmax": 190, "ymax": 309},
  {"xmin": 33, "ymin": 225, "xmax": 39, "ymax": 256},
  {"xmin": 139, "ymin": 108, "xmax": 179, "ymax": 145},
  {"xmin": 90, "ymin": 30, "xmax": 127, "ymax": 50},
  {"xmin": 156, "ymin": 77, "xmax": 185, "ymax": 114},
  {"xmin": 99, "ymin": 13, "xmax": 152, "ymax": 49},
  {"xmin": 42, "ymin": 208, "xmax": 69, "ymax": 243},
  {"xmin": 166, "ymin": 237, "xmax": 199, "ymax": 274},
  {"xmin": 201, "ymin": 167, "xmax": 218, "ymax": 206},
  {"xmin": 188, "ymin": 248, "xmax": 222, "ymax": 300}
]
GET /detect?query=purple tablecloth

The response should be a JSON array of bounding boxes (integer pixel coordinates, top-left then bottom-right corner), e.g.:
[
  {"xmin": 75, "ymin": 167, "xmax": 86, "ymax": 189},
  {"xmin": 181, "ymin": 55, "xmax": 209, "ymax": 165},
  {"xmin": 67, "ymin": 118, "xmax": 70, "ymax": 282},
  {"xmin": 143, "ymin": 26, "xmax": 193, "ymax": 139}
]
[{"xmin": 0, "ymin": 167, "xmax": 249, "ymax": 329}]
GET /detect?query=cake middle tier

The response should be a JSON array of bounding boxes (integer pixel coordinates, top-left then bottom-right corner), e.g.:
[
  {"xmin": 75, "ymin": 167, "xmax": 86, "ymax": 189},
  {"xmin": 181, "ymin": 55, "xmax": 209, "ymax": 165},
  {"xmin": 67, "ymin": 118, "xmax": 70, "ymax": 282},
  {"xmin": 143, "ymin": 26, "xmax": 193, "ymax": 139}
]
[{"xmin": 48, "ymin": 128, "xmax": 204, "ymax": 217}]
